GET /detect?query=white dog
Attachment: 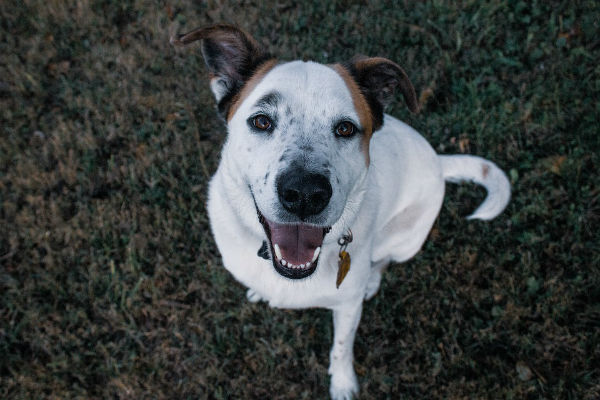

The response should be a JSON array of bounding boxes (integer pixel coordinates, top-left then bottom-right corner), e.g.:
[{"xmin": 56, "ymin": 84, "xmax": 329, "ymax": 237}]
[{"xmin": 172, "ymin": 25, "xmax": 510, "ymax": 399}]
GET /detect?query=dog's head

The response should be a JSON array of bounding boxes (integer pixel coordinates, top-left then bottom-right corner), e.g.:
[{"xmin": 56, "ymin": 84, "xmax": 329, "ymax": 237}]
[{"xmin": 173, "ymin": 25, "xmax": 418, "ymax": 280}]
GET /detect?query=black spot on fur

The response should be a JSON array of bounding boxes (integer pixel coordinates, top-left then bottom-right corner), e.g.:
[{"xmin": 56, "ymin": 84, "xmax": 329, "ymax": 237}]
[
  {"xmin": 254, "ymin": 91, "xmax": 282, "ymax": 110},
  {"xmin": 257, "ymin": 241, "xmax": 269, "ymax": 260}
]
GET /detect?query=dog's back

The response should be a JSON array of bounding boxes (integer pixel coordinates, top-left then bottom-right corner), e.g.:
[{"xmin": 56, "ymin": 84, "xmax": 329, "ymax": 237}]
[{"xmin": 368, "ymin": 115, "xmax": 510, "ymax": 266}]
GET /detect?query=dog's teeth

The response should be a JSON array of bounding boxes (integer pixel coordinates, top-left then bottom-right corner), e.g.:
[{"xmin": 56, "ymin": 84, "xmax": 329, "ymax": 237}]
[
  {"xmin": 312, "ymin": 247, "xmax": 321, "ymax": 262},
  {"xmin": 275, "ymin": 246, "xmax": 319, "ymax": 270},
  {"xmin": 274, "ymin": 244, "xmax": 282, "ymax": 260}
]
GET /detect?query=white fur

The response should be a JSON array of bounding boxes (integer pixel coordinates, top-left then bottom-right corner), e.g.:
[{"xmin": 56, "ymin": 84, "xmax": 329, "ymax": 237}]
[
  {"xmin": 440, "ymin": 155, "xmax": 511, "ymax": 220},
  {"xmin": 206, "ymin": 61, "xmax": 510, "ymax": 399}
]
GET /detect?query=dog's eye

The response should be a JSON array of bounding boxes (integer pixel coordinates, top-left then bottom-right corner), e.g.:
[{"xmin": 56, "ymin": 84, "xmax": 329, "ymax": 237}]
[
  {"xmin": 252, "ymin": 115, "xmax": 272, "ymax": 131},
  {"xmin": 335, "ymin": 121, "xmax": 356, "ymax": 137}
]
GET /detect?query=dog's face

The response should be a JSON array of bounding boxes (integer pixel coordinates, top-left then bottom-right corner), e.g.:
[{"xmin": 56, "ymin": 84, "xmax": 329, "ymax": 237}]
[
  {"xmin": 229, "ymin": 61, "xmax": 367, "ymax": 226},
  {"xmin": 173, "ymin": 25, "xmax": 418, "ymax": 280},
  {"xmin": 227, "ymin": 61, "xmax": 369, "ymax": 279}
]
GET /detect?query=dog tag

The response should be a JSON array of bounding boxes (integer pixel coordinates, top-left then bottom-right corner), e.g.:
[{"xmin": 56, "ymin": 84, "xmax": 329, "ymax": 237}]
[{"xmin": 336, "ymin": 250, "xmax": 351, "ymax": 288}]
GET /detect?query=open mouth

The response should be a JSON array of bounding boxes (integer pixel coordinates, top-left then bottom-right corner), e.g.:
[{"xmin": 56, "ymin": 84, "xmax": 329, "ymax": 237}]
[{"xmin": 257, "ymin": 210, "xmax": 330, "ymax": 279}]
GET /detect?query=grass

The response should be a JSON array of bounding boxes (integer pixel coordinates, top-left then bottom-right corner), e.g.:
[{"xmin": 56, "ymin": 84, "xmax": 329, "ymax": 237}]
[{"xmin": 1, "ymin": 0, "xmax": 598, "ymax": 398}]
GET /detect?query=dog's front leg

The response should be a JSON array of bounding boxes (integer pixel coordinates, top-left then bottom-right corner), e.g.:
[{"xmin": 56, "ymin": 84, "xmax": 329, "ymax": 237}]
[{"xmin": 328, "ymin": 300, "xmax": 363, "ymax": 400}]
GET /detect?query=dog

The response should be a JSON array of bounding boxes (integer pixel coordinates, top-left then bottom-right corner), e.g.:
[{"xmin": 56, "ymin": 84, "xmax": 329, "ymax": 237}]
[{"xmin": 172, "ymin": 24, "xmax": 510, "ymax": 399}]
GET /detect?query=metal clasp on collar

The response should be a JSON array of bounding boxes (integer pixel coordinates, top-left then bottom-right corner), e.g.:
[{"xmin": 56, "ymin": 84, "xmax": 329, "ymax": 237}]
[{"xmin": 337, "ymin": 229, "xmax": 353, "ymax": 252}]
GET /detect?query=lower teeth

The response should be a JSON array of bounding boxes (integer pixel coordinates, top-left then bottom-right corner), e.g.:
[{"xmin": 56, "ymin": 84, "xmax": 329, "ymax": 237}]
[{"xmin": 277, "ymin": 258, "xmax": 316, "ymax": 270}]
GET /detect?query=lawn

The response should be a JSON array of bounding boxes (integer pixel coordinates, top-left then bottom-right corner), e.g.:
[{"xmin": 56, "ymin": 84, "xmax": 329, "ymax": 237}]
[{"xmin": 1, "ymin": 0, "xmax": 598, "ymax": 399}]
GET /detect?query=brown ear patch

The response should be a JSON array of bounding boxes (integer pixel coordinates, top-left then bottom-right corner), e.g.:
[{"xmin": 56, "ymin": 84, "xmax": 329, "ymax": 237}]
[
  {"xmin": 331, "ymin": 64, "xmax": 375, "ymax": 164},
  {"xmin": 332, "ymin": 57, "xmax": 418, "ymax": 164},
  {"xmin": 353, "ymin": 56, "xmax": 418, "ymax": 113},
  {"xmin": 343, "ymin": 56, "xmax": 419, "ymax": 130},
  {"xmin": 171, "ymin": 24, "xmax": 274, "ymax": 119},
  {"xmin": 226, "ymin": 59, "xmax": 278, "ymax": 121},
  {"xmin": 331, "ymin": 65, "xmax": 373, "ymax": 135}
]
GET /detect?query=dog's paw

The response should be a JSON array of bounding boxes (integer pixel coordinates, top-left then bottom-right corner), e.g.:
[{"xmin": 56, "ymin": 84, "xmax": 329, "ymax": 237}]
[
  {"xmin": 364, "ymin": 271, "xmax": 382, "ymax": 300},
  {"xmin": 329, "ymin": 369, "xmax": 359, "ymax": 400},
  {"xmin": 246, "ymin": 288, "xmax": 263, "ymax": 303}
]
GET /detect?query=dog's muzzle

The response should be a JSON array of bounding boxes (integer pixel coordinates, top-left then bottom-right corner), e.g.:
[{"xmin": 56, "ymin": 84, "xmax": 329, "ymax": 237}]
[{"xmin": 254, "ymin": 170, "xmax": 333, "ymax": 279}]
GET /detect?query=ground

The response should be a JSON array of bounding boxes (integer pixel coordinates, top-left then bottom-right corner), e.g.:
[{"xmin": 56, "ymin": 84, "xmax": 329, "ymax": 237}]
[{"xmin": 1, "ymin": 1, "xmax": 599, "ymax": 399}]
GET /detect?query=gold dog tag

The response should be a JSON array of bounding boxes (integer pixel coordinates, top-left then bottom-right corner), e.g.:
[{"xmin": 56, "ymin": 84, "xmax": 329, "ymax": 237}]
[{"xmin": 336, "ymin": 250, "xmax": 351, "ymax": 288}]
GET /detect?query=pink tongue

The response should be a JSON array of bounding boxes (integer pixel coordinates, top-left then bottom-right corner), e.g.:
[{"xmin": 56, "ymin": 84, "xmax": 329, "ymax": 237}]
[{"xmin": 266, "ymin": 220, "xmax": 324, "ymax": 265}]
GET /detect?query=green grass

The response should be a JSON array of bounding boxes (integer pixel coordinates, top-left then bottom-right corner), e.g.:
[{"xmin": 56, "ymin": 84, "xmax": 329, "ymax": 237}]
[{"xmin": 1, "ymin": 0, "xmax": 598, "ymax": 399}]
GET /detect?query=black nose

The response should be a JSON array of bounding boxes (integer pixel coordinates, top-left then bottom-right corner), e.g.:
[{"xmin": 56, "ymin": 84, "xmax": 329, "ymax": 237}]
[{"xmin": 276, "ymin": 170, "xmax": 332, "ymax": 219}]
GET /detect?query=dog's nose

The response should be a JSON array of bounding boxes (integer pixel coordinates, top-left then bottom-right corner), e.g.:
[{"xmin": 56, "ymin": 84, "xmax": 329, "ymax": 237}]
[{"xmin": 276, "ymin": 171, "xmax": 332, "ymax": 219}]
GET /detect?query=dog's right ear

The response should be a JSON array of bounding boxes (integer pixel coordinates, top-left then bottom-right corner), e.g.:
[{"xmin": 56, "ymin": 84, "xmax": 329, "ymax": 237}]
[{"xmin": 171, "ymin": 24, "xmax": 272, "ymax": 114}]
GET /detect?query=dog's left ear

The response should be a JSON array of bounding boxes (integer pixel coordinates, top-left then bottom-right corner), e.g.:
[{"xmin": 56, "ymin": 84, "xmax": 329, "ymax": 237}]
[
  {"xmin": 348, "ymin": 56, "xmax": 419, "ymax": 115},
  {"xmin": 171, "ymin": 24, "xmax": 272, "ymax": 113}
]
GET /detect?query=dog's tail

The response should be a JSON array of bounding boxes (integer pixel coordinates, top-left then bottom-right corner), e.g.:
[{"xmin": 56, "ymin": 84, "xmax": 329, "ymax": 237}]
[{"xmin": 439, "ymin": 155, "xmax": 511, "ymax": 220}]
